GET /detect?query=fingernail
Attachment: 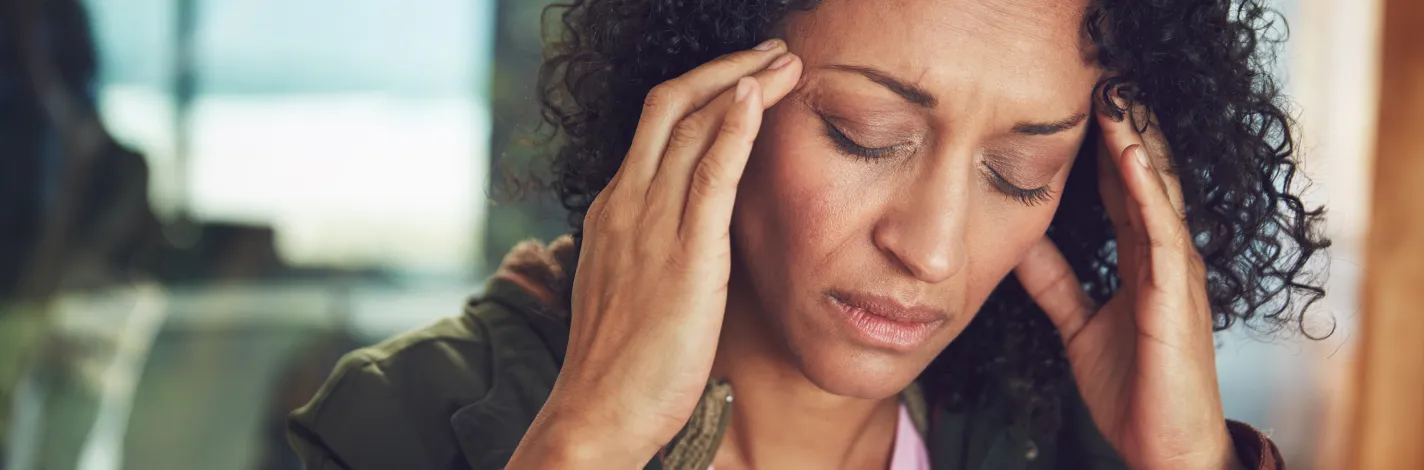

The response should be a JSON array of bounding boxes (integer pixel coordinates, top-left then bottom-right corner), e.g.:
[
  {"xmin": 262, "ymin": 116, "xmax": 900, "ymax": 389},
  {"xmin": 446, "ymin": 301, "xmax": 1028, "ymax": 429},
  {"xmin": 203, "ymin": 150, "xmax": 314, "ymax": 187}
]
[
  {"xmin": 767, "ymin": 53, "xmax": 794, "ymax": 70},
  {"xmin": 1134, "ymin": 145, "xmax": 1151, "ymax": 168},
  {"xmin": 735, "ymin": 77, "xmax": 753, "ymax": 103},
  {"xmin": 754, "ymin": 38, "xmax": 782, "ymax": 51}
]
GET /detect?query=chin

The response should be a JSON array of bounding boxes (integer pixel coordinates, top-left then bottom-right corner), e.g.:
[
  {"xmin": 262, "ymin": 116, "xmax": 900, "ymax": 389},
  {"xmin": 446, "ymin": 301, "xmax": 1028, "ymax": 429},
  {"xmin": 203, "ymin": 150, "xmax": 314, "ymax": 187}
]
[
  {"xmin": 800, "ymin": 355, "xmax": 924, "ymax": 399},
  {"xmin": 783, "ymin": 320, "xmax": 946, "ymax": 399}
]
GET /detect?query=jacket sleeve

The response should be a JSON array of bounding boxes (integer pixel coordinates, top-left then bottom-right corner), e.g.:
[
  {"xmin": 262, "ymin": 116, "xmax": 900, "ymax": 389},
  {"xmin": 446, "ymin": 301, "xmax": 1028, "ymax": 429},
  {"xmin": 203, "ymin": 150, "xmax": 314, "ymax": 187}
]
[
  {"xmin": 286, "ymin": 351, "xmax": 462, "ymax": 470},
  {"xmin": 286, "ymin": 310, "xmax": 510, "ymax": 470},
  {"xmin": 1226, "ymin": 420, "xmax": 1284, "ymax": 470},
  {"xmin": 1049, "ymin": 387, "xmax": 1283, "ymax": 470}
]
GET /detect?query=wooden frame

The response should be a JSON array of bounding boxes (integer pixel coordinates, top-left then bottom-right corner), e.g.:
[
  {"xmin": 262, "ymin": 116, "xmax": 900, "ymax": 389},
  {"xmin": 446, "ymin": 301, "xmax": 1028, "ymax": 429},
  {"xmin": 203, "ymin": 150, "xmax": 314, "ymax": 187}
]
[{"xmin": 1347, "ymin": 0, "xmax": 1424, "ymax": 467}]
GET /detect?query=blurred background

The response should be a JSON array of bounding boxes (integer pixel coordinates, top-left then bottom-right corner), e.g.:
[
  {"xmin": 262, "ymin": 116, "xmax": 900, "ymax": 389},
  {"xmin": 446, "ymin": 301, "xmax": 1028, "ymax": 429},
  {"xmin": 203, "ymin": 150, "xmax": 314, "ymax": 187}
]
[{"xmin": 0, "ymin": 0, "xmax": 1383, "ymax": 468}]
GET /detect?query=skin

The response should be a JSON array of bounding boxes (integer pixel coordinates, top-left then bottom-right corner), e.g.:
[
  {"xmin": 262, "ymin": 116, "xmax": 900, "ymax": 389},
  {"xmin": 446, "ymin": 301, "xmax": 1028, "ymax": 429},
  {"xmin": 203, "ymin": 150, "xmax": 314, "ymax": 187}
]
[{"xmin": 508, "ymin": 0, "xmax": 1245, "ymax": 469}]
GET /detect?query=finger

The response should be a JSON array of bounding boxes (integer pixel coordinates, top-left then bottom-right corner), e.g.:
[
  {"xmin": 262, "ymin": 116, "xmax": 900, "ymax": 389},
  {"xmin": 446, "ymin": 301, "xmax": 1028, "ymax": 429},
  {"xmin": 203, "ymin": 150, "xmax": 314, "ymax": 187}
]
[
  {"xmin": 679, "ymin": 77, "xmax": 763, "ymax": 244},
  {"xmin": 1118, "ymin": 143, "xmax": 1193, "ymax": 287},
  {"xmin": 1097, "ymin": 112, "xmax": 1149, "ymax": 238},
  {"xmin": 615, "ymin": 39, "xmax": 788, "ymax": 191},
  {"xmin": 1095, "ymin": 130, "xmax": 1143, "ymax": 284},
  {"xmin": 1098, "ymin": 93, "xmax": 1186, "ymax": 218},
  {"xmin": 1136, "ymin": 114, "xmax": 1186, "ymax": 218},
  {"xmin": 1096, "ymin": 92, "xmax": 1148, "ymax": 164},
  {"xmin": 1014, "ymin": 236, "xmax": 1096, "ymax": 343},
  {"xmin": 1095, "ymin": 99, "xmax": 1157, "ymax": 281},
  {"xmin": 1118, "ymin": 148, "xmax": 1149, "ymax": 243},
  {"xmin": 649, "ymin": 52, "xmax": 802, "ymax": 206}
]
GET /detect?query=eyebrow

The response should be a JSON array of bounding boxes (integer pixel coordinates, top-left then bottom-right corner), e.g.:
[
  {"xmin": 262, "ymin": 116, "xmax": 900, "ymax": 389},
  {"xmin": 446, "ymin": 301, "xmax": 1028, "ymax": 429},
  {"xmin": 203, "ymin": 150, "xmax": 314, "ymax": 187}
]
[
  {"xmin": 824, "ymin": 64, "xmax": 938, "ymax": 108},
  {"xmin": 1012, "ymin": 112, "xmax": 1089, "ymax": 136},
  {"xmin": 823, "ymin": 63, "xmax": 1088, "ymax": 136}
]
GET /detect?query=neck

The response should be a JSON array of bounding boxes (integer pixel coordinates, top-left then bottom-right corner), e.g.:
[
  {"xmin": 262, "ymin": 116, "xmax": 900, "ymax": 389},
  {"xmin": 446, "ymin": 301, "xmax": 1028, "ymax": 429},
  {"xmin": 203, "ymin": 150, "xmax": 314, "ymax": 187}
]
[{"xmin": 707, "ymin": 274, "xmax": 901, "ymax": 470}]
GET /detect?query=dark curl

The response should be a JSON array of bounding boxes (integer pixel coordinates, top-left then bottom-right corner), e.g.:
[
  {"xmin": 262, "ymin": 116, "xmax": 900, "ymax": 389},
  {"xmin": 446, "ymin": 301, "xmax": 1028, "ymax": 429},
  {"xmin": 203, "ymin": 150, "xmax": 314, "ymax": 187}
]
[{"xmin": 535, "ymin": 0, "xmax": 1331, "ymax": 435}]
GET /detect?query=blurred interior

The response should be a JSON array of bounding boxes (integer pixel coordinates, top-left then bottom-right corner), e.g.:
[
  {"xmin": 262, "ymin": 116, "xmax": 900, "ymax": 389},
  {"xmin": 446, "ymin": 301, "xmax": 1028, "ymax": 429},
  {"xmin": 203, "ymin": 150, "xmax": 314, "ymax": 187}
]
[{"xmin": 0, "ymin": 0, "xmax": 1395, "ymax": 468}]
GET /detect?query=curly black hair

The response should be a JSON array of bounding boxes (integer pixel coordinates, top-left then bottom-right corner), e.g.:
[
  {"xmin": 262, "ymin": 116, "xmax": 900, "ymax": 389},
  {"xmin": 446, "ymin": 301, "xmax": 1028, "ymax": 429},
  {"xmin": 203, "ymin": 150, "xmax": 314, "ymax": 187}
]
[{"xmin": 534, "ymin": 0, "xmax": 1331, "ymax": 436}]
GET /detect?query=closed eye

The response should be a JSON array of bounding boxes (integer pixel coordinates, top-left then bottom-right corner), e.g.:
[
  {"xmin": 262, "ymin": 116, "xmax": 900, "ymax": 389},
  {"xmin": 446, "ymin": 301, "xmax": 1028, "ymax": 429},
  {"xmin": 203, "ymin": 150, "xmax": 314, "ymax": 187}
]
[
  {"xmin": 820, "ymin": 116, "xmax": 900, "ymax": 160},
  {"xmin": 983, "ymin": 165, "xmax": 1053, "ymax": 206}
]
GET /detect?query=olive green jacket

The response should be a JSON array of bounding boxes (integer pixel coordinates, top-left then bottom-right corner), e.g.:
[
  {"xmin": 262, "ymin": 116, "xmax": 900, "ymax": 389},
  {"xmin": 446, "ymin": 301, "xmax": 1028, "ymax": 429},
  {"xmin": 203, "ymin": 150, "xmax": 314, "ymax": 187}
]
[{"xmin": 287, "ymin": 237, "xmax": 1282, "ymax": 470}]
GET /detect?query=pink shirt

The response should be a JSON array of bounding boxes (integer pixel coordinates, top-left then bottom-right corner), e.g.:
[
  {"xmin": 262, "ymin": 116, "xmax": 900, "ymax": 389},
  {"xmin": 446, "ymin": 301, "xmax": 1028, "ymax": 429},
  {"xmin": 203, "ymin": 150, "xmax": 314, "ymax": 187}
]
[
  {"xmin": 709, "ymin": 402, "xmax": 931, "ymax": 470},
  {"xmin": 889, "ymin": 402, "xmax": 933, "ymax": 470}
]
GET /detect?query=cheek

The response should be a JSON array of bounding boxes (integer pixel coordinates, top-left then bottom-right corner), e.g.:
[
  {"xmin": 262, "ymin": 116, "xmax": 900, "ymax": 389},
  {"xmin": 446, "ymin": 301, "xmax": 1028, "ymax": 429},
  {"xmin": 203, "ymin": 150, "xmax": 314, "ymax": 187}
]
[
  {"xmin": 960, "ymin": 201, "xmax": 1061, "ymax": 309},
  {"xmin": 732, "ymin": 104, "xmax": 880, "ymax": 292}
]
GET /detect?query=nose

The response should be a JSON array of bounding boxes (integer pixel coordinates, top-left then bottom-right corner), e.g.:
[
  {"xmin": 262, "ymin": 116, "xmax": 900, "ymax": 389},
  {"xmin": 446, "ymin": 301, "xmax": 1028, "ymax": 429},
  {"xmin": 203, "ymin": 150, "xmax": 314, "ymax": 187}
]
[{"xmin": 872, "ymin": 158, "xmax": 969, "ymax": 284}]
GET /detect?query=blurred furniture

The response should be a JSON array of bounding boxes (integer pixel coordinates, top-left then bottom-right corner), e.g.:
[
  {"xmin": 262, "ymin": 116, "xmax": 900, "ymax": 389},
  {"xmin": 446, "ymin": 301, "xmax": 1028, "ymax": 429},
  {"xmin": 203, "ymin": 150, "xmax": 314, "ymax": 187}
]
[
  {"xmin": 1, "ymin": 0, "xmax": 165, "ymax": 455},
  {"xmin": 1347, "ymin": 0, "xmax": 1424, "ymax": 467},
  {"xmin": 10, "ymin": 279, "xmax": 473, "ymax": 470}
]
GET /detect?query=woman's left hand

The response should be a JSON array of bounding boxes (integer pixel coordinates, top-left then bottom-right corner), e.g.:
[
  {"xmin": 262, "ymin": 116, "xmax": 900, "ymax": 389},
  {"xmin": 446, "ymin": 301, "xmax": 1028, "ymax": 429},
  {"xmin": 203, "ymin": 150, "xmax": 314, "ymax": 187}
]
[{"xmin": 1013, "ymin": 97, "xmax": 1244, "ymax": 470}]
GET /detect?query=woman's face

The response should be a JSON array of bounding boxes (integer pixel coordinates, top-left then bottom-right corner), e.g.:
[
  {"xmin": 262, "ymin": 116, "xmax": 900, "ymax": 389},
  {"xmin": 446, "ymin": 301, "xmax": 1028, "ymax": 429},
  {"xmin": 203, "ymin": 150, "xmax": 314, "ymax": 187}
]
[{"xmin": 731, "ymin": 0, "xmax": 1102, "ymax": 398}]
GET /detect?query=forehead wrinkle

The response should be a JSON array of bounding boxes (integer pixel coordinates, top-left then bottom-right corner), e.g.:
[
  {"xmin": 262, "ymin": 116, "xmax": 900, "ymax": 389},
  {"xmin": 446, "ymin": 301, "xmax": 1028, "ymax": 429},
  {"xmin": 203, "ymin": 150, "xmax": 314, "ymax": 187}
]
[
  {"xmin": 972, "ymin": 0, "xmax": 1085, "ymax": 39},
  {"xmin": 799, "ymin": 0, "xmax": 1092, "ymax": 71},
  {"xmin": 788, "ymin": 0, "xmax": 1100, "ymax": 129}
]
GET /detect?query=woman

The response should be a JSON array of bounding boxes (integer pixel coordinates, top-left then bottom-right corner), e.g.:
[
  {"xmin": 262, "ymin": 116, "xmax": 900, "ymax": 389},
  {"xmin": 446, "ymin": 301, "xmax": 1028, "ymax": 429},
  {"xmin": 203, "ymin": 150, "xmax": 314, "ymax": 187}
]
[{"xmin": 288, "ymin": 0, "xmax": 1329, "ymax": 468}]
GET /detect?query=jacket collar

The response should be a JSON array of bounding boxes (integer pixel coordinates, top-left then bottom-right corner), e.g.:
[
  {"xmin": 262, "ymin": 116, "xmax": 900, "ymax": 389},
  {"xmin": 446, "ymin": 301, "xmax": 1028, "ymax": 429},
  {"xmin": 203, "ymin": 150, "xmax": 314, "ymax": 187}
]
[
  {"xmin": 657, "ymin": 380, "xmax": 932, "ymax": 470},
  {"xmin": 454, "ymin": 236, "xmax": 941, "ymax": 470}
]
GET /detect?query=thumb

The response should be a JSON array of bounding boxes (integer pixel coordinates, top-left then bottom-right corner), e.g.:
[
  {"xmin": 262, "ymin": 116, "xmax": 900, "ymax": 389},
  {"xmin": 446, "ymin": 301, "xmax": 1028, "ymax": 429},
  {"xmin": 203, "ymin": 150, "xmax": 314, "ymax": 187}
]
[{"xmin": 1014, "ymin": 236, "xmax": 1096, "ymax": 343}]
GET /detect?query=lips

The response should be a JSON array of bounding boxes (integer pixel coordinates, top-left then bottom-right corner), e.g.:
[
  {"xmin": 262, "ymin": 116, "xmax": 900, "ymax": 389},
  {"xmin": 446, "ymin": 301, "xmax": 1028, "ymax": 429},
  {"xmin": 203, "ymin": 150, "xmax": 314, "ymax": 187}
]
[{"xmin": 827, "ymin": 290, "xmax": 948, "ymax": 350}]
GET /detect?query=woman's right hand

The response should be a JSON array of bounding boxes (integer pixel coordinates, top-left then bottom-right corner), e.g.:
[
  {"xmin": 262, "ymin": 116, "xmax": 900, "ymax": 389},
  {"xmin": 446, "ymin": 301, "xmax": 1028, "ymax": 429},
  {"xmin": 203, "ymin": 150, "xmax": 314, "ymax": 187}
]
[{"xmin": 506, "ymin": 40, "xmax": 803, "ymax": 468}]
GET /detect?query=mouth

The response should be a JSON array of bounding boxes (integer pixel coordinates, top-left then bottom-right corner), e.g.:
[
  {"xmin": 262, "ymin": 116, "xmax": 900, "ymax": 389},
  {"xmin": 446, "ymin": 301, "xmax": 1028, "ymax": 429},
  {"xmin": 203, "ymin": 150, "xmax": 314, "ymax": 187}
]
[{"xmin": 826, "ymin": 290, "xmax": 947, "ymax": 351}]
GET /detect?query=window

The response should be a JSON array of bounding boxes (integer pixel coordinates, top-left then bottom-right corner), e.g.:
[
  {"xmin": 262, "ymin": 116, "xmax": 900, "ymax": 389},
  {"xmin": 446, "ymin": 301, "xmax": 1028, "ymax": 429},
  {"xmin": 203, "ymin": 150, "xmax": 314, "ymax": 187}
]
[{"xmin": 86, "ymin": 0, "xmax": 493, "ymax": 273}]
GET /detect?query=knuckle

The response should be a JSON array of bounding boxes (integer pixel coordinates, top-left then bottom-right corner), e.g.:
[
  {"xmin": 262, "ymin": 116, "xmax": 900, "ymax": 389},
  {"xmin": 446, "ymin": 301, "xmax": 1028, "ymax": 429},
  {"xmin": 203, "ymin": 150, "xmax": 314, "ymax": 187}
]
[
  {"xmin": 581, "ymin": 205, "xmax": 608, "ymax": 231},
  {"xmin": 707, "ymin": 51, "xmax": 738, "ymax": 67},
  {"xmin": 643, "ymin": 83, "xmax": 683, "ymax": 116},
  {"xmin": 604, "ymin": 207, "xmax": 635, "ymax": 230},
  {"xmin": 583, "ymin": 196, "xmax": 630, "ymax": 232},
  {"xmin": 669, "ymin": 114, "xmax": 708, "ymax": 148},
  {"xmin": 589, "ymin": 186, "xmax": 615, "ymax": 212},
  {"xmin": 661, "ymin": 245, "xmax": 706, "ymax": 277},
  {"xmin": 589, "ymin": 185, "xmax": 611, "ymax": 207},
  {"xmin": 664, "ymin": 254, "xmax": 692, "ymax": 278},
  {"xmin": 1149, "ymin": 237, "xmax": 1169, "ymax": 250},
  {"xmin": 690, "ymin": 158, "xmax": 729, "ymax": 196},
  {"xmin": 1135, "ymin": 235, "xmax": 1161, "ymax": 251},
  {"xmin": 1170, "ymin": 227, "xmax": 1195, "ymax": 251},
  {"xmin": 717, "ymin": 114, "xmax": 753, "ymax": 141}
]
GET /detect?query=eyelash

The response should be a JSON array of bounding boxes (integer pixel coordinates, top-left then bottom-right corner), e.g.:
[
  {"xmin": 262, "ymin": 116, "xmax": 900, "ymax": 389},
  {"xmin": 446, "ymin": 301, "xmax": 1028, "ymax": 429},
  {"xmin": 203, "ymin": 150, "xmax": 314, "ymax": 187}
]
[
  {"xmin": 984, "ymin": 165, "xmax": 1054, "ymax": 206},
  {"xmin": 820, "ymin": 116, "xmax": 1054, "ymax": 207},
  {"xmin": 821, "ymin": 116, "xmax": 900, "ymax": 160}
]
